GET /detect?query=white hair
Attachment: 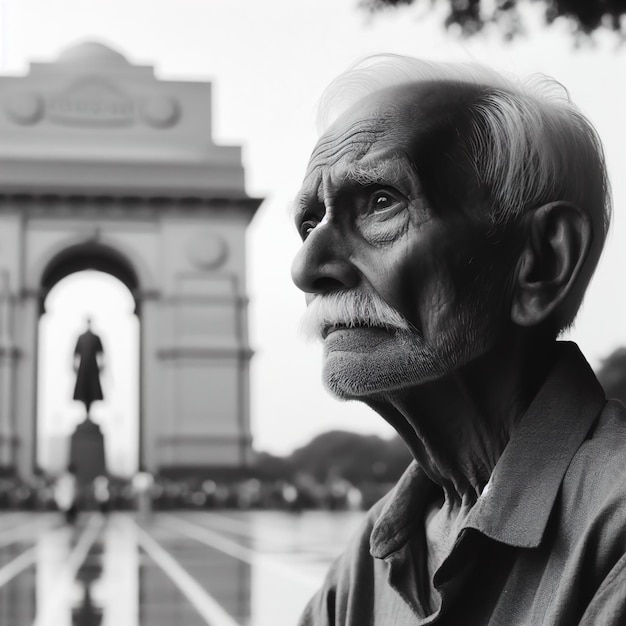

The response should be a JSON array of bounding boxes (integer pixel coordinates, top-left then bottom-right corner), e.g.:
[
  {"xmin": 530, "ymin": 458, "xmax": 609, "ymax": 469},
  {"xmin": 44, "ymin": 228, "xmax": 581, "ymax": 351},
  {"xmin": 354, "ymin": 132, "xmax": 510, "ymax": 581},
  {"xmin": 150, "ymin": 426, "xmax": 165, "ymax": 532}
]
[
  {"xmin": 316, "ymin": 54, "xmax": 612, "ymax": 331},
  {"xmin": 317, "ymin": 54, "xmax": 514, "ymax": 132}
]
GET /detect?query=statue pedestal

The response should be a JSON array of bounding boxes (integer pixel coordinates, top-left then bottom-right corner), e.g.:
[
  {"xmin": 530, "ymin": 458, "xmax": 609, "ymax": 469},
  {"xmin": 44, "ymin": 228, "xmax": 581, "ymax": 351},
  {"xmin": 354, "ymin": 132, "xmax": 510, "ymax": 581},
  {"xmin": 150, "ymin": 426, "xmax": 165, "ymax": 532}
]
[{"xmin": 69, "ymin": 418, "xmax": 106, "ymax": 484}]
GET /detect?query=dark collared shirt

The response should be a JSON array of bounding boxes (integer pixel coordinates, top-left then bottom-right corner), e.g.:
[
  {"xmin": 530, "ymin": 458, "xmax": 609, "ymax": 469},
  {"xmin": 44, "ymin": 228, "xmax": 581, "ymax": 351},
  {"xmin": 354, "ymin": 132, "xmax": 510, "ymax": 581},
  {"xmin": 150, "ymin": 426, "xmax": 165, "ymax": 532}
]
[{"xmin": 299, "ymin": 342, "xmax": 626, "ymax": 625}]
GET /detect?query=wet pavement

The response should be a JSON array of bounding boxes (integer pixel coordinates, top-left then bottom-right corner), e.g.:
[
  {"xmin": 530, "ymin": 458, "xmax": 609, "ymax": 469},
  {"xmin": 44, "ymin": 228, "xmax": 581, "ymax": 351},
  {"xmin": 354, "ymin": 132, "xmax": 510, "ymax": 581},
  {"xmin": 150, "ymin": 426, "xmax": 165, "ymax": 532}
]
[{"xmin": 0, "ymin": 509, "xmax": 365, "ymax": 625}]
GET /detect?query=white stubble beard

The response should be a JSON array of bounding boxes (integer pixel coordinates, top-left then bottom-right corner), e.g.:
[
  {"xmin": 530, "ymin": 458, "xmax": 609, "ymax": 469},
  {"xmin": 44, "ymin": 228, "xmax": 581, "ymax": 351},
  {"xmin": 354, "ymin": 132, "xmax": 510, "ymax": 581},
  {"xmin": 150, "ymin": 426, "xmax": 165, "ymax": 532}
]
[{"xmin": 320, "ymin": 291, "xmax": 504, "ymax": 400}]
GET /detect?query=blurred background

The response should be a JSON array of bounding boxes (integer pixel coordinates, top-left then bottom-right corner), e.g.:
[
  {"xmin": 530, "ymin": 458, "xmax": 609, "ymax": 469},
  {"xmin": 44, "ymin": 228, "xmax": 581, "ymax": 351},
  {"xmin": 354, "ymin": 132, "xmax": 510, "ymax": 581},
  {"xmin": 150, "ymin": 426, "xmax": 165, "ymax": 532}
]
[
  {"xmin": 0, "ymin": 0, "xmax": 624, "ymax": 482},
  {"xmin": 0, "ymin": 1, "xmax": 625, "ymax": 624}
]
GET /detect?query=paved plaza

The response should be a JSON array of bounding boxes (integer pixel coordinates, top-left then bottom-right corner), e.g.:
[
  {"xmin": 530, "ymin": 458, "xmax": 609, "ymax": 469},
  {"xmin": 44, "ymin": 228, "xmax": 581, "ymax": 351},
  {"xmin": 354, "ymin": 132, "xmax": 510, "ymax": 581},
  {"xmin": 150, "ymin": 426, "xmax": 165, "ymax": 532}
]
[{"xmin": 0, "ymin": 509, "xmax": 365, "ymax": 625}]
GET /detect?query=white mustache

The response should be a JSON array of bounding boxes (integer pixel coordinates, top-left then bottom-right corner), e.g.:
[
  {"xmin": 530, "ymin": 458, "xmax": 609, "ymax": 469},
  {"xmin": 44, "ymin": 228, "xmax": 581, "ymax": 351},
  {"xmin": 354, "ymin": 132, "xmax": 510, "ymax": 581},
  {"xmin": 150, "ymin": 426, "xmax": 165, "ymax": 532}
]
[{"xmin": 299, "ymin": 291, "xmax": 411, "ymax": 341}]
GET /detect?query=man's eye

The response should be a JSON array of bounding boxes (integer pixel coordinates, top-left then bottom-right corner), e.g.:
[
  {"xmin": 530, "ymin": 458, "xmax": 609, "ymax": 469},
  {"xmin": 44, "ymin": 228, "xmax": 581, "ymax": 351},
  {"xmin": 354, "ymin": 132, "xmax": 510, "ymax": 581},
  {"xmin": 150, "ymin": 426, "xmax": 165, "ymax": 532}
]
[
  {"xmin": 369, "ymin": 191, "xmax": 405, "ymax": 217},
  {"xmin": 299, "ymin": 219, "xmax": 318, "ymax": 240}
]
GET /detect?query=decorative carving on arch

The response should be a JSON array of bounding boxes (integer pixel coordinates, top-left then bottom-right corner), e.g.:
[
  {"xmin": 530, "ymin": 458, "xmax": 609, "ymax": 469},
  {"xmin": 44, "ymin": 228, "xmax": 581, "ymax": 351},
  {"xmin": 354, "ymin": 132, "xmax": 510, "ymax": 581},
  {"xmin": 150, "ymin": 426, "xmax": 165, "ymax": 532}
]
[{"xmin": 186, "ymin": 231, "xmax": 228, "ymax": 270}]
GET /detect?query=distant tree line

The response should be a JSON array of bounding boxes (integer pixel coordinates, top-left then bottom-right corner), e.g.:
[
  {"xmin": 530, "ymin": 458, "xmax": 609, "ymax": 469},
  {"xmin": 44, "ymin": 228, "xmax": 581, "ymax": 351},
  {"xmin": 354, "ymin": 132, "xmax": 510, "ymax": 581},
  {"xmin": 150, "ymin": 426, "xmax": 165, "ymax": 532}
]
[
  {"xmin": 597, "ymin": 347, "xmax": 626, "ymax": 406},
  {"xmin": 255, "ymin": 430, "xmax": 413, "ymax": 485}
]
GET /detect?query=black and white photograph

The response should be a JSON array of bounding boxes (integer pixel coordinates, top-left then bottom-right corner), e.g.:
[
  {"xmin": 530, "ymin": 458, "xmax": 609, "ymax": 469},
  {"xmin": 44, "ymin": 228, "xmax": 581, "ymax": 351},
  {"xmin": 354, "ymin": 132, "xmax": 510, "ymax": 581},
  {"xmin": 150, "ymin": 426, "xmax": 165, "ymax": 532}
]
[{"xmin": 0, "ymin": 1, "xmax": 625, "ymax": 624}]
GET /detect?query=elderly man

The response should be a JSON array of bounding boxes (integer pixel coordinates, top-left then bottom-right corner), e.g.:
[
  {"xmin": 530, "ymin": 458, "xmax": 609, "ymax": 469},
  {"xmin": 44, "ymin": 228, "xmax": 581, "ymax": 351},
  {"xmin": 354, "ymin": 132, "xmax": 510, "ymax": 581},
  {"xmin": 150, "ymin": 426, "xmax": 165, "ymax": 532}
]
[{"xmin": 291, "ymin": 55, "xmax": 624, "ymax": 624}]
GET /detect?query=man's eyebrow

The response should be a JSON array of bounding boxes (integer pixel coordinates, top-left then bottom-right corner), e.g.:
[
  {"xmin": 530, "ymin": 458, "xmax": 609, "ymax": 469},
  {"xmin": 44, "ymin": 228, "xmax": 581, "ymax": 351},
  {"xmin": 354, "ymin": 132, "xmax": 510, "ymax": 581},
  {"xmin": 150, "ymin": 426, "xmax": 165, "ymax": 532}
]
[
  {"xmin": 289, "ymin": 192, "xmax": 312, "ymax": 221},
  {"xmin": 343, "ymin": 159, "xmax": 407, "ymax": 186},
  {"xmin": 289, "ymin": 158, "xmax": 410, "ymax": 220}
]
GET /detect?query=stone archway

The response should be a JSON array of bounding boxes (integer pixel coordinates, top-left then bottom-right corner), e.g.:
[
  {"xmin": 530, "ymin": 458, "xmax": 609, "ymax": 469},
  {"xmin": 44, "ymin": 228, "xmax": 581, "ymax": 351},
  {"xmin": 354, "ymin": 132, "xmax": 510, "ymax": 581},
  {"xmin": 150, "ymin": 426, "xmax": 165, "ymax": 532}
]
[
  {"xmin": 0, "ymin": 42, "xmax": 261, "ymax": 478},
  {"xmin": 40, "ymin": 241, "xmax": 140, "ymax": 312}
]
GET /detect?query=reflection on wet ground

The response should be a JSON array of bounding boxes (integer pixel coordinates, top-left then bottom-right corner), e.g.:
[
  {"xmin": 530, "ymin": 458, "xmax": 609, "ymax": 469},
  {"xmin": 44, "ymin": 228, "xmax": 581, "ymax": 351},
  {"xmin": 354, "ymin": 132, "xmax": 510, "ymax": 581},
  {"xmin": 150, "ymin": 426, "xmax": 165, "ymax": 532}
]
[{"xmin": 0, "ymin": 510, "xmax": 365, "ymax": 625}]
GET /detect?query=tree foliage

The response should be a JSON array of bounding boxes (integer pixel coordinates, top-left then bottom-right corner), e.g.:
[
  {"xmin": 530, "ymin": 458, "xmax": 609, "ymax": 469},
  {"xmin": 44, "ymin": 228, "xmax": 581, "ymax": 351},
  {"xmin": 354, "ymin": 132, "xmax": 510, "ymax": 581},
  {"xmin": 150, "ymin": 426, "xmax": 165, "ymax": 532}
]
[
  {"xmin": 288, "ymin": 430, "xmax": 413, "ymax": 483},
  {"xmin": 596, "ymin": 347, "xmax": 626, "ymax": 406},
  {"xmin": 360, "ymin": 0, "xmax": 626, "ymax": 40},
  {"xmin": 255, "ymin": 430, "xmax": 413, "ymax": 484}
]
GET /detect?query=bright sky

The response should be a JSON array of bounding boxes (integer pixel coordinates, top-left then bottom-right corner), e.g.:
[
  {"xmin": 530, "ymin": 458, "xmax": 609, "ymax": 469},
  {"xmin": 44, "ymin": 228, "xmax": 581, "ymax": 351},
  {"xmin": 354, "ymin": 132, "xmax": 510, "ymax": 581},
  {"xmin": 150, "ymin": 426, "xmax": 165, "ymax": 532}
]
[{"xmin": 4, "ymin": 0, "xmax": 626, "ymax": 460}]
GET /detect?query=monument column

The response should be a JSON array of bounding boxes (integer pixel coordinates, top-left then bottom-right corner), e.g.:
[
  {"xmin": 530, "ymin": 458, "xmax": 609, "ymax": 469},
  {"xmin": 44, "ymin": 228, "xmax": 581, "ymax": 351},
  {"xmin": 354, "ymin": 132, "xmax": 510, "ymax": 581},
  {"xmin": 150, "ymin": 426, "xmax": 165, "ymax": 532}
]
[
  {"xmin": 138, "ymin": 292, "xmax": 161, "ymax": 472},
  {"xmin": 14, "ymin": 290, "xmax": 39, "ymax": 477},
  {"xmin": 0, "ymin": 271, "xmax": 16, "ymax": 471}
]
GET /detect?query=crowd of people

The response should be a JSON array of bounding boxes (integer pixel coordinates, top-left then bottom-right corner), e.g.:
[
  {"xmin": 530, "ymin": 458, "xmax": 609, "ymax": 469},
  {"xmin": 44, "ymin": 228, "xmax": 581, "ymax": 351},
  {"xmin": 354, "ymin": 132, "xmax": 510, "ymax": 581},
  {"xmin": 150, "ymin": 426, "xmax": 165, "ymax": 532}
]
[{"xmin": 0, "ymin": 469, "xmax": 389, "ymax": 514}]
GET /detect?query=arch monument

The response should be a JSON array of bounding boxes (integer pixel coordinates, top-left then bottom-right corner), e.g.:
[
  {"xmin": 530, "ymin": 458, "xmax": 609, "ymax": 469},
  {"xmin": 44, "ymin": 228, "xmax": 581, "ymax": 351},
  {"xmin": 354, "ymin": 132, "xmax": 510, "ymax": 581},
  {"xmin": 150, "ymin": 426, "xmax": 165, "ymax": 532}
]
[{"xmin": 0, "ymin": 42, "xmax": 261, "ymax": 478}]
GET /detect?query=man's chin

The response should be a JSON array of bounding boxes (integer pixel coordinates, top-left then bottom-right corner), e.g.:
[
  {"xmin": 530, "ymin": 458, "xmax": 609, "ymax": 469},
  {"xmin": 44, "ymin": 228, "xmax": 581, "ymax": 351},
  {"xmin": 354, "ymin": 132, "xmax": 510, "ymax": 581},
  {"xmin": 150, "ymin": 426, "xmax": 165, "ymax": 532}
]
[
  {"xmin": 321, "ymin": 346, "xmax": 450, "ymax": 400},
  {"xmin": 319, "ymin": 328, "xmax": 413, "ymax": 398},
  {"xmin": 319, "ymin": 325, "xmax": 493, "ymax": 399}
]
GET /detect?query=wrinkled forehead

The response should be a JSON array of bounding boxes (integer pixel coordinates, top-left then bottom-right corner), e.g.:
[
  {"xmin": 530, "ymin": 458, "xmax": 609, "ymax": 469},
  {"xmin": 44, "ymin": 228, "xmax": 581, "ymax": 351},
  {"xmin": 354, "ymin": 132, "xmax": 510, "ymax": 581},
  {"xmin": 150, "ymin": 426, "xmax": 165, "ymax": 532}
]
[
  {"xmin": 300, "ymin": 80, "xmax": 488, "ymax": 213},
  {"xmin": 307, "ymin": 81, "xmax": 480, "ymax": 172}
]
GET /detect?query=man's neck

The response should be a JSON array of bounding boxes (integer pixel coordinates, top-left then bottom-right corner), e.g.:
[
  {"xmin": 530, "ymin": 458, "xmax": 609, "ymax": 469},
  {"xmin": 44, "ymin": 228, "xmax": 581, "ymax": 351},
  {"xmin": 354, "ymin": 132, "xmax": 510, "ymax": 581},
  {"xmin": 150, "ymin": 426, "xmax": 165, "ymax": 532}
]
[{"xmin": 366, "ymin": 335, "xmax": 557, "ymax": 506}]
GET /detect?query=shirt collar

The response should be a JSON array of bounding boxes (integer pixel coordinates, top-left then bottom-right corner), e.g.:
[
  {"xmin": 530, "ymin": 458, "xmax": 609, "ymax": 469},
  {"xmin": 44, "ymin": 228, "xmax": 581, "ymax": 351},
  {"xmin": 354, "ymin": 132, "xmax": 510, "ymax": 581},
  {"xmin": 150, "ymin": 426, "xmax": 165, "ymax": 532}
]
[
  {"xmin": 370, "ymin": 341, "xmax": 606, "ymax": 558},
  {"xmin": 465, "ymin": 341, "xmax": 605, "ymax": 547},
  {"xmin": 370, "ymin": 461, "xmax": 436, "ymax": 559}
]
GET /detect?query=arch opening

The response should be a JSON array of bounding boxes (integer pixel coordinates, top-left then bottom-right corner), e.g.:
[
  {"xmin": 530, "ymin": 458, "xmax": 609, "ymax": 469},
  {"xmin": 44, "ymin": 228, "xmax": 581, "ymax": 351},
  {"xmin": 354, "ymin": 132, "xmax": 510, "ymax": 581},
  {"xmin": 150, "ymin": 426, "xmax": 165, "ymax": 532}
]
[
  {"xmin": 36, "ymin": 269, "xmax": 140, "ymax": 478},
  {"xmin": 40, "ymin": 241, "xmax": 140, "ymax": 314}
]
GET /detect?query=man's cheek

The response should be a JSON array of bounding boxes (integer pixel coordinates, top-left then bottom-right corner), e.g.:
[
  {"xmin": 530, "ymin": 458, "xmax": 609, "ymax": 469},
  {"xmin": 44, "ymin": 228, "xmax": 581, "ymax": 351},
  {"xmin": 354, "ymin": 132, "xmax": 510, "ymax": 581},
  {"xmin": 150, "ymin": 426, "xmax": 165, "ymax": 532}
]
[
  {"xmin": 412, "ymin": 276, "xmax": 459, "ymax": 338},
  {"xmin": 365, "ymin": 260, "xmax": 413, "ymax": 317},
  {"xmin": 383, "ymin": 255, "xmax": 436, "ymax": 325}
]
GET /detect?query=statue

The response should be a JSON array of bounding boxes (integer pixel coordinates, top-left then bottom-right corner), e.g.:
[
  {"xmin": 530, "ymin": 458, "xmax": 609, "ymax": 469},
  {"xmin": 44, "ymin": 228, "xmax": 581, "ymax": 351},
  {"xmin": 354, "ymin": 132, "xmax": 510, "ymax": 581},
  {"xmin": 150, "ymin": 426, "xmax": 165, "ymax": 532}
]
[{"xmin": 72, "ymin": 317, "xmax": 104, "ymax": 417}]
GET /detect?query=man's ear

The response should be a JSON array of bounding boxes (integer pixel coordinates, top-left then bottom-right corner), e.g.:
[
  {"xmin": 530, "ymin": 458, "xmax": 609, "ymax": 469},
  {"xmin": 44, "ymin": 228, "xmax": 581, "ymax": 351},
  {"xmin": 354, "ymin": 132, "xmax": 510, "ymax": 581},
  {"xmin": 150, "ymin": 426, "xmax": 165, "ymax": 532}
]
[{"xmin": 510, "ymin": 202, "xmax": 592, "ymax": 327}]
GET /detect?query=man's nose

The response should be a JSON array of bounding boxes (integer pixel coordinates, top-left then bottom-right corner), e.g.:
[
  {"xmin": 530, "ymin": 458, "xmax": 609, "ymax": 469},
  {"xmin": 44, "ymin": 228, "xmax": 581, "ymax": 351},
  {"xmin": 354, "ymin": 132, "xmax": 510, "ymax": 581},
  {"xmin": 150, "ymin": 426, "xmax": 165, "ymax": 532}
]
[{"xmin": 291, "ymin": 223, "xmax": 359, "ymax": 294}]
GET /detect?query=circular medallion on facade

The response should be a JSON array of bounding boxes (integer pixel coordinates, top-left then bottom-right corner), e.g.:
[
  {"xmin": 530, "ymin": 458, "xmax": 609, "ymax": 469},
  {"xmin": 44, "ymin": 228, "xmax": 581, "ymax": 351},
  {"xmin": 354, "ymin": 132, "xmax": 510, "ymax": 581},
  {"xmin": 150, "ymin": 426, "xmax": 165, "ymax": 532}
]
[
  {"xmin": 6, "ymin": 93, "xmax": 44, "ymax": 125},
  {"xmin": 187, "ymin": 232, "xmax": 228, "ymax": 270},
  {"xmin": 140, "ymin": 96, "xmax": 180, "ymax": 128}
]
